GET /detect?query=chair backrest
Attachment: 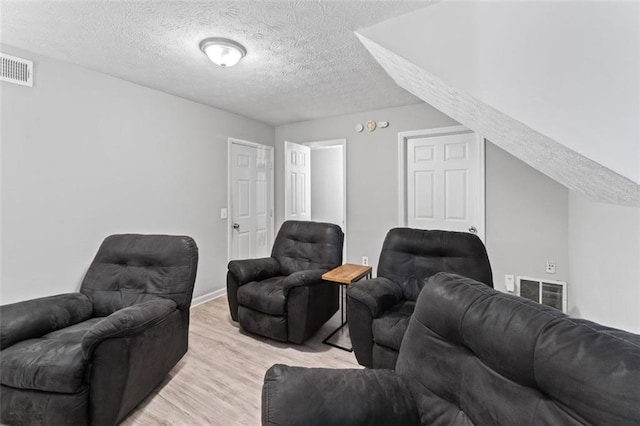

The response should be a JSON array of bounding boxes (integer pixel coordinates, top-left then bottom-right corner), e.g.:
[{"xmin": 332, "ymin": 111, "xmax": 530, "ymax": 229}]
[
  {"xmin": 80, "ymin": 234, "xmax": 198, "ymax": 316},
  {"xmin": 377, "ymin": 228, "xmax": 492, "ymax": 301},
  {"xmin": 396, "ymin": 272, "xmax": 640, "ymax": 426},
  {"xmin": 271, "ymin": 221, "xmax": 344, "ymax": 276}
]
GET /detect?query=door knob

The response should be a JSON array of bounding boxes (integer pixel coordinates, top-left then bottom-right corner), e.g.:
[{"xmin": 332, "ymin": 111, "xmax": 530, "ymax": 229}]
[
  {"xmin": 233, "ymin": 223, "xmax": 240, "ymax": 229},
  {"xmin": 468, "ymin": 226, "xmax": 477, "ymax": 234}
]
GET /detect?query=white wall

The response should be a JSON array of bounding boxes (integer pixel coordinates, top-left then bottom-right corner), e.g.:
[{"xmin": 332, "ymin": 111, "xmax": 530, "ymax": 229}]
[
  {"xmin": 310, "ymin": 146, "xmax": 343, "ymax": 227},
  {"xmin": 275, "ymin": 104, "xmax": 569, "ymax": 289},
  {"xmin": 485, "ymin": 142, "xmax": 569, "ymax": 291},
  {"xmin": 360, "ymin": 1, "xmax": 640, "ymax": 185},
  {"xmin": 276, "ymin": 104, "xmax": 457, "ymax": 272},
  {"xmin": 0, "ymin": 45, "xmax": 274, "ymax": 304},
  {"xmin": 568, "ymin": 192, "xmax": 640, "ymax": 333}
]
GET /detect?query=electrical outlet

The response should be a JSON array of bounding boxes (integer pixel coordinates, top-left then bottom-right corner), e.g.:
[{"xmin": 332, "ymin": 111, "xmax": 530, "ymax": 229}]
[
  {"xmin": 505, "ymin": 274, "xmax": 515, "ymax": 292},
  {"xmin": 362, "ymin": 256, "xmax": 369, "ymax": 266},
  {"xmin": 546, "ymin": 261, "xmax": 556, "ymax": 274}
]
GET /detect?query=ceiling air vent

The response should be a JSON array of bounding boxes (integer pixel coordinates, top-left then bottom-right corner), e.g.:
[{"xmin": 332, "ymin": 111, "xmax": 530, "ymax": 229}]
[{"xmin": 1, "ymin": 53, "xmax": 33, "ymax": 87}]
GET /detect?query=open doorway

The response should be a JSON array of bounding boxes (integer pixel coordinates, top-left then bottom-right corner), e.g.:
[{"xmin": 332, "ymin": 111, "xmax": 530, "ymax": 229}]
[{"xmin": 284, "ymin": 139, "xmax": 347, "ymax": 258}]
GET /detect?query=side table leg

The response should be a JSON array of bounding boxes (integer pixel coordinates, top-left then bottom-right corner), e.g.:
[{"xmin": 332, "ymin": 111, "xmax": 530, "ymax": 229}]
[
  {"xmin": 341, "ymin": 284, "xmax": 346, "ymax": 326},
  {"xmin": 322, "ymin": 283, "xmax": 352, "ymax": 352}
]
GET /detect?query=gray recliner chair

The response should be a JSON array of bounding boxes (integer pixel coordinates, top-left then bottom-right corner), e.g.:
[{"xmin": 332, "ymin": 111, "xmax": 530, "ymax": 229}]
[
  {"xmin": 263, "ymin": 273, "xmax": 640, "ymax": 426},
  {"xmin": 347, "ymin": 228, "xmax": 493, "ymax": 369},
  {"xmin": 227, "ymin": 220, "xmax": 344, "ymax": 344},
  {"xmin": 0, "ymin": 234, "xmax": 198, "ymax": 426}
]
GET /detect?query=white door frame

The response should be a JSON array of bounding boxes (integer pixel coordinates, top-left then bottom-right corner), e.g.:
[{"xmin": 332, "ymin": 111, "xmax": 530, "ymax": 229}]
[
  {"xmin": 227, "ymin": 138, "xmax": 275, "ymax": 261},
  {"xmin": 285, "ymin": 138, "xmax": 348, "ymax": 261},
  {"xmin": 397, "ymin": 125, "xmax": 486, "ymax": 241}
]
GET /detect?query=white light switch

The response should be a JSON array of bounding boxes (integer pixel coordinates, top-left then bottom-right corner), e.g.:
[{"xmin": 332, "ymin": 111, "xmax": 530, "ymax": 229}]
[
  {"xmin": 220, "ymin": 208, "xmax": 228, "ymax": 219},
  {"xmin": 505, "ymin": 274, "xmax": 515, "ymax": 292}
]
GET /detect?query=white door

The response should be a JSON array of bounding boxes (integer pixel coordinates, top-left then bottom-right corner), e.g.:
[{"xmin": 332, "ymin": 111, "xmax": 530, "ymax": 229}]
[
  {"xmin": 229, "ymin": 140, "xmax": 273, "ymax": 260},
  {"xmin": 284, "ymin": 141, "xmax": 311, "ymax": 221},
  {"xmin": 406, "ymin": 131, "xmax": 483, "ymax": 239}
]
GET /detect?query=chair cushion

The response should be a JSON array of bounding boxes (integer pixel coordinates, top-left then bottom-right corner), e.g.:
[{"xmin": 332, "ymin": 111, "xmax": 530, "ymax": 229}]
[
  {"xmin": 271, "ymin": 221, "xmax": 344, "ymax": 276},
  {"xmin": 372, "ymin": 300, "xmax": 416, "ymax": 350},
  {"xmin": 0, "ymin": 318, "xmax": 102, "ymax": 393},
  {"xmin": 237, "ymin": 276, "xmax": 288, "ymax": 315},
  {"xmin": 81, "ymin": 234, "xmax": 198, "ymax": 315},
  {"xmin": 397, "ymin": 273, "xmax": 640, "ymax": 426},
  {"xmin": 377, "ymin": 228, "xmax": 493, "ymax": 301}
]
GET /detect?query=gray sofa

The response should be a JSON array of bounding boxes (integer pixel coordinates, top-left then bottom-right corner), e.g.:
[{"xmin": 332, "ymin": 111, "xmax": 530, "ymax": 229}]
[
  {"xmin": 263, "ymin": 272, "xmax": 640, "ymax": 425},
  {"xmin": 0, "ymin": 234, "xmax": 198, "ymax": 426}
]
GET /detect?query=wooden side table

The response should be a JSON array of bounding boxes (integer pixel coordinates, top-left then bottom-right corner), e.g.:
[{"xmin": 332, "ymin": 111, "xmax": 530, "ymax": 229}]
[{"xmin": 321, "ymin": 263, "xmax": 372, "ymax": 351}]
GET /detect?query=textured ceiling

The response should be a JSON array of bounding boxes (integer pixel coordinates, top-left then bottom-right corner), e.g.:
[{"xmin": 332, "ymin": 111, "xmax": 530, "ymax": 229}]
[
  {"xmin": 0, "ymin": 1, "xmax": 429, "ymax": 125},
  {"xmin": 358, "ymin": 33, "xmax": 640, "ymax": 206}
]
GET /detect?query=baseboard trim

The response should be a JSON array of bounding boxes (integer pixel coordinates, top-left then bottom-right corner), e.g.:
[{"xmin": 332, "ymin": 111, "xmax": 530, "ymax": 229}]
[{"xmin": 191, "ymin": 288, "xmax": 226, "ymax": 308}]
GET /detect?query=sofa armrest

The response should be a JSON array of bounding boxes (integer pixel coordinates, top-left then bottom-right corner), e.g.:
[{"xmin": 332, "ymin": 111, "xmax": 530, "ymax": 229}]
[
  {"xmin": 347, "ymin": 277, "xmax": 402, "ymax": 318},
  {"xmin": 0, "ymin": 293, "xmax": 93, "ymax": 350},
  {"xmin": 81, "ymin": 299, "xmax": 177, "ymax": 358},
  {"xmin": 262, "ymin": 364, "xmax": 419, "ymax": 426},
  {"xmin": 282, "ymin": 269, "xmax": 327, "ymax": 292},
  {"xmin": 228, "ymin": 257, "xmax": 281, "ymax": 285}
]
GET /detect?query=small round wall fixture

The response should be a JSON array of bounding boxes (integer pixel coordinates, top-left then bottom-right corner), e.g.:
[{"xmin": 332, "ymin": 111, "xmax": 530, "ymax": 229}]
[{"xmin": 200, "ymin": 37, "xmax": 247, "ymax": 67}]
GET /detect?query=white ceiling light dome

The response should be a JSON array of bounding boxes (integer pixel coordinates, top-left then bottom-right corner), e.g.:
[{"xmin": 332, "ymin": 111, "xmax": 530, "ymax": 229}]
[{"xmin": 199, "ymin": 37, "xmax": 246, "ymax": 68}]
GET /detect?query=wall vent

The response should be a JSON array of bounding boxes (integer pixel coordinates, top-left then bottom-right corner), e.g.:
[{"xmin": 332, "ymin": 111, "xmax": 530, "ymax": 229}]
[
  {"xmin": 517, "ymin": 276, "xmax": 567, "ymax": 313},
  {"xmin": 1, "ymin": 53, "xmax": 33, "ymax": 87}
]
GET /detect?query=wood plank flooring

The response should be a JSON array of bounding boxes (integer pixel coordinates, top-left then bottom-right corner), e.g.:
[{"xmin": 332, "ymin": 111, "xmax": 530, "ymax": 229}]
[{"xmin": 121, "ymin": 296, "xmax": 361, "ymax": 425}]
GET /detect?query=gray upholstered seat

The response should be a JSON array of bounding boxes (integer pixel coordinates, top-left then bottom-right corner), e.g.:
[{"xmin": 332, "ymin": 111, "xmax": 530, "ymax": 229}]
[
  {"xmin": 0, "ymin": 234, "xmax": 198, "ymax": 426},
  {"xmin": 262, "ymin": 273, "xmax": 640, "ymax": 425},
  {"xmin": 2, "ymin": 336, "xmax": 89, "ymax": 393},
  {"xmin": 237, "ymin": 276, "xmax": 289, "ymax": 315},
  {"xmin": 371, "ymin": 300, "xmax": 415, "ymax": 351},
  {"xmin": 227, "ymin": 221, "xmax": 344, "ymax": 344},
  {"xmin": 347, "ymin": 228, "xmax": 493, "ymax": 369}
]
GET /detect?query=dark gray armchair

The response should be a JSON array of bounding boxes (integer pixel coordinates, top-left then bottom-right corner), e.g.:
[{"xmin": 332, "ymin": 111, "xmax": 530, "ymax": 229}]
[
  {"xmin": 227, "ymin": 220, "xmax": 343, "ymax": 344},
  {"xmin": 263, "ymin": 273, "xmax": 640, "ymax": 426},
  {"xmin": 0, "ymin": 234, "xmax": 198, "ymax": 426},
  {"xmin": 347, "ymin": 228, "xmax": 493, "ymax": 369}
]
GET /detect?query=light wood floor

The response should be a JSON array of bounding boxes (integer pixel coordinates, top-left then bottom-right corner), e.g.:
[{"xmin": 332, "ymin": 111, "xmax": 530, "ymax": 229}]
[{"xmin": 121, "ymin": 296, "xmax": 361, "ymax": 425}]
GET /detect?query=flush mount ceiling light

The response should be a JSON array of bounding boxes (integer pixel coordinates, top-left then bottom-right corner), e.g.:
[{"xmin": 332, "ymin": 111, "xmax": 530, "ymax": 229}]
[{"xmin": 199, "ymin": 37, "xmax": 246, "ymax": 68}]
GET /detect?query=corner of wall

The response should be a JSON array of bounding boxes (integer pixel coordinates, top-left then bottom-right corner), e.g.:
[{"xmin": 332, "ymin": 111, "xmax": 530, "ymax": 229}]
[{"xmin": 567, "ymin": 192, "xmax": 640, "ymax": 333}]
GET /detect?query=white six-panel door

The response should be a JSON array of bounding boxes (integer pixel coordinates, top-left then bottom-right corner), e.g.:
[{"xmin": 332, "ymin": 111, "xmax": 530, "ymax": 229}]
[
  {"xmin": 284, "ymin": 141, "xmax": 311, "ymax": 221},
  {"xmin": 406, "ymin": 131, "xmax": 482, "ymax": 238},
  {"xmin": 230, "ymin": 141, "xmax": 272, "ymax": 260}
]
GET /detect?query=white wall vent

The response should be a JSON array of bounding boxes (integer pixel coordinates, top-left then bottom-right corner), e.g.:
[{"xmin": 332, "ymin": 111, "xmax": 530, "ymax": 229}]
[
  {"xmin": 517, "ymin": 276, "xmax": 567, "ymax": 313},
  {"xmin": 1, "ymin": 53, "xmax": 33, "ymax": 87}
]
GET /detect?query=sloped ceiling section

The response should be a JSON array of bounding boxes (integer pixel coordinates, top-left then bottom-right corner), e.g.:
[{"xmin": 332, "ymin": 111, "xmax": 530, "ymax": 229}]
[{"xmin": 357, "ymin": 33, "xmax": 639, "ymax": 206}]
